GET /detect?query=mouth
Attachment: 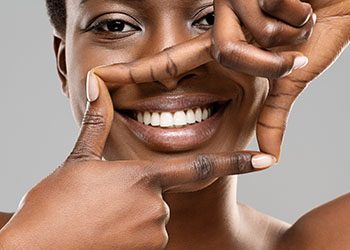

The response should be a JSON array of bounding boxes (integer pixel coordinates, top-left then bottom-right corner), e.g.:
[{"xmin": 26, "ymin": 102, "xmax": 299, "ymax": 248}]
[{"xmin": 114, "ymin": 94, "xmax": 232, "ymax": 152}]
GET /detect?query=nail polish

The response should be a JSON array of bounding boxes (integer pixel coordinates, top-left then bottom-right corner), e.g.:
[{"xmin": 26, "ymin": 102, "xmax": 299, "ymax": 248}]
[
  {"xmin": 293, "ymin": 56, "xmax": 309, "ymax": 70},
  {"xmin": 251, "ymin": 154, "xmax": 277, "ymax": 169},
  {"xmin": 86, "ymin": 71, "xmax": 100, "ymax": 102}
]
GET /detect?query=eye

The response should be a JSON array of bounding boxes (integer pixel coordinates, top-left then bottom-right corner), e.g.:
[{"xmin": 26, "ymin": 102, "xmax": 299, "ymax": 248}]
[
  {"xmin": 194, "ymin": 12, "xmax": 215, "ymax": 29},
  {"xmin": 91, "ymin": 19, "xmax": 139, "ymax": 33}
]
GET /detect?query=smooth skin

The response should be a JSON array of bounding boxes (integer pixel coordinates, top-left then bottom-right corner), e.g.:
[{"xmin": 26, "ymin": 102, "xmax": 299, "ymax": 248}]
[{"xmin": 1, "ymin": 0, "xmax": 350, "ymax": 249}]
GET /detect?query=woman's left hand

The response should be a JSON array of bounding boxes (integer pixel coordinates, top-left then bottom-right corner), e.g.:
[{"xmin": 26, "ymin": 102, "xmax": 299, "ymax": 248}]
[
  {"xmin": 211, "ymin": 0, "xmax": 316, "ymax": 79},
  {"xmin": 256, "ymin": 0, "xmax": 350, "ymax": 159},
  {"xmin": 211, "ymin": 0, "xmax": 350, "ymax": 159}
]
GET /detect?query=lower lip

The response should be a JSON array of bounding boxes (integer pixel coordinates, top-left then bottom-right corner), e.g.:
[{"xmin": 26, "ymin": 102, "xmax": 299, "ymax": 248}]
[{"xmin": 114, "ymin": 103, "xmax": 230, "ymax": 152}]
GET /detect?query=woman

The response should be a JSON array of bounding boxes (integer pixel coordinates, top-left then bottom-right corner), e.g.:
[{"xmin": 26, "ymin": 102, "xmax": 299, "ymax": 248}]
[{"xmin": 0, "ymin": 0, "xmax": 349, "ymax": 249}]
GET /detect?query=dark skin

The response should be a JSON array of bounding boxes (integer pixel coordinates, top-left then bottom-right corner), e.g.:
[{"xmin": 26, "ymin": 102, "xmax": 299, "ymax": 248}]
[{"xmin": 0, "ymin": 0, "xmax": 349, "ymax": 249}]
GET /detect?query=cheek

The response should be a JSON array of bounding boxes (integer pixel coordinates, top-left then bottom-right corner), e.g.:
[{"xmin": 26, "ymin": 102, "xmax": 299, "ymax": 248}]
[
  {"xmin": 64, "ymin": 39, "xmax": 141, "ymax": 126},
  {"xmin": 215, "ymin": 75, "xmax": 269, "ymax": 151},
  {"xmin": 235, "ymin": 77, "xmax": 269, "ymax": 146}
]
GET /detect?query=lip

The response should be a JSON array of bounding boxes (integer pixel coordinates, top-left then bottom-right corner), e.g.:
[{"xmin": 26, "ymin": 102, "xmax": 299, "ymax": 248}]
[
  {"xmin": 114, "ymin": 94, "xmax": 232, "ymax": 152},
  {"xmin": 114, "ymin": 94, "xmax": 230, "ymax": 113}
]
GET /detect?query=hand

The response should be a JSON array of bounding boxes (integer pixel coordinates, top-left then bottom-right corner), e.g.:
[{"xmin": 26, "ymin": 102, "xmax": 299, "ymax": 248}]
[
  {"xmin": 0, "ymin": 33, "xmax": 276, "ymax": 249},
  {"xmin": 211, "ymin": 0, "xmax": 316, "ymax": 78},
  {"xmin": 257, "ymin": 0, "xmax": 350, "ymax": 158}
]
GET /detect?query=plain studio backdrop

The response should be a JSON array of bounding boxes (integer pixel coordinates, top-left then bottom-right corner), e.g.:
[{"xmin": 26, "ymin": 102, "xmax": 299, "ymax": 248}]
[{"xmin": 1, "ymin": 2, "xmax": 349, "ymax": 224}]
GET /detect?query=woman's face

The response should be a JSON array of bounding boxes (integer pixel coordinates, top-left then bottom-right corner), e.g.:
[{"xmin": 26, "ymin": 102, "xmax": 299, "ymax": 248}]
[{"xmin": 62, "ymin": 0, "xmax": 268, "ymax": 164}]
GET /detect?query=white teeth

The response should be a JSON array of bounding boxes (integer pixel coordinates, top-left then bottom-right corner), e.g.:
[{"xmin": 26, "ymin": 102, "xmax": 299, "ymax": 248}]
[
  {"xmin": 151, "ymin": 112, "xmax": 160, "ymax": 126},
  {"xmin": 144, "ymin": 112, "xmax": 151, "ymax": 125},
  {"xmin": 135, "ymin": 106, "xmax": 215, "ymax": 128},
  {"xmin": 173, "ymin": 111, "xmax": 187, "ymax": 126},
  {"xmin": 186, "ymin": 109, "xmax": 196, "ymax": 124},
  {"xmin": 195, "ymin": 108, "xmax": 202, "ymax": 122},
  {"xmin": 137, "ymin": 112, "xmax": 143, "ymax": 123},
  {"xmin": 160, "ymin": 112, "xmax": 173, "ymax": 128},
  {"xmin": 202, "ymin": 108, "xmax": 209, "ymax": 120}
]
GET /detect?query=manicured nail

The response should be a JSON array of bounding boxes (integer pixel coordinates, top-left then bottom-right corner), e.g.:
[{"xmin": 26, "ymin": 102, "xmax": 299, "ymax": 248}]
[
  {"xmin": 251, "ymin": 154, "xmax": 277, "ymax": 169},
  {"xmin": 86, "ymin": 71, "xmax": 100, "ymax": 102},
  {"xmin": 312, "ymin": 13, "xmax": 317, "ymax": 24},
  {"xmin": 293, "ymin": 56, "xmax": 309, "ymax": 70}
]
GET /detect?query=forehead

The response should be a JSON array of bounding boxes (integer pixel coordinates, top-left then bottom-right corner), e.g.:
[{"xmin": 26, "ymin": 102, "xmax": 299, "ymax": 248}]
[{"xmin": 68, "ymin": 0, "xmax": 212, "ymax": 11}]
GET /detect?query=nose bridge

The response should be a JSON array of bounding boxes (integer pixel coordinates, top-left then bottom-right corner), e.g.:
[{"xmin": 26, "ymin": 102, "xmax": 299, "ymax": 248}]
[{"xmin": 150, "ymin": 14, "xmax": 190, "ymax": 53}]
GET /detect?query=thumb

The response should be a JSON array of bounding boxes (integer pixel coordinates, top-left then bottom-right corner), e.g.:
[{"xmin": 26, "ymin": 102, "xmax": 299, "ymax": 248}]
[{"xmin": 67, "ymin": 71, "xmax": 114, "ymax": 161}]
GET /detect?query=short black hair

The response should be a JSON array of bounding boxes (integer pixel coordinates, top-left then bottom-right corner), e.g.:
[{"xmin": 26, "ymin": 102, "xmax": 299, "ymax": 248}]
[{"xmin": 46, "ymin": 0, "xmax": 66, "ymax": 35}]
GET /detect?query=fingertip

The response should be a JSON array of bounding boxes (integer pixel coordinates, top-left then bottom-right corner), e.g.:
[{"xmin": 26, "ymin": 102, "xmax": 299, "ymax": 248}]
[
  {"xmin": 251, "ymin": 154, "xmax": 277, "ymax": 169},
  {"xmin": 293, "ymin": 56, "xmax": 309, "ymax": 70},
  {"xmin": 86, "ymin": 71, "xmax": 100, "ymax": 103}
]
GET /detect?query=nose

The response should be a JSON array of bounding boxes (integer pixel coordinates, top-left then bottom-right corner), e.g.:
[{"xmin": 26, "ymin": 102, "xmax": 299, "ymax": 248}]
[
  {"xmin": 143, "ymin": 19, "xmax": 201, "ymax": 90},
  {"xmin": 158, "ymin": 46, "xmax": 199, "ymax": 91}
]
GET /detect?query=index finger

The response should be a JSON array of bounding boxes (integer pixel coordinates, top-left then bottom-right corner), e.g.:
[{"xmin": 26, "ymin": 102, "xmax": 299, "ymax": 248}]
[
  {"xmin": 93, "ymin": 31, "xmax": 213, "ymax": 89},
  {"xmin": 151, "ymin": 152, "xmax": 276, "ymax": 192}
]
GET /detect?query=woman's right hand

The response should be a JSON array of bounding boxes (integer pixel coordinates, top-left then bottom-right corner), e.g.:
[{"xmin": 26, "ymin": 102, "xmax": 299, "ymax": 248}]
[{"xmin": 0, "ymin": 33, "xmax": 276, "ymax": 250}]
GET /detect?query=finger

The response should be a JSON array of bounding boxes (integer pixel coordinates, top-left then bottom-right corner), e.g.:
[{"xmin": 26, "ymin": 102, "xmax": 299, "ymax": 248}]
[
  {"xmin": 212, "ymin": 0, "xmax": 308, "ymax": 79},
  {"xmin": 258, "ymin": 0, "xmax": 313, "ymax": 27},
  {"xmin": 153, "ymin": 152, "xmax": 276, "ymax": 191},
  {"xmin": 93, "ymin": 31, "xmax": 213, "ymax": 89},
  {"xmin": 67, "ymin": 73, "xmax": 114, "ymax": 161},
  {"xmin": 238, "ymin": 6, "xmax": 315, "ymax": 48},
  {"xmin": 231, "ymin": 0, "xmax": 314, "ymax": 47},
  {"xmin": 256, "ymin": 77, "xmax": 305, "ymax": 160}
]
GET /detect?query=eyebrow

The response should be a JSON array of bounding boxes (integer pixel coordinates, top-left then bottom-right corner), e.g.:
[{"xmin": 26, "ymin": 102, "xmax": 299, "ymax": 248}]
[{"xmin": 80, "ymin": 0, "xmax": 142, "ymax": 5}]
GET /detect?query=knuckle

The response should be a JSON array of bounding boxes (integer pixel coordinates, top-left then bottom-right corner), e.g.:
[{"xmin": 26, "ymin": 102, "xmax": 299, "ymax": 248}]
[
  {"xmin": 192, "ymin": 154, "xmax": 215, "ymax": 181},
  {"xmin": 82, "ymin": 110, "xmax": 105, "ymax": 128},
  {"xmin": 259, "ymin": 0, "xmax": 283, "ymax": 13},
  {"xmin": 212, "ymin": 41, "xmax": 242, "ymax": 69},
  {"xmin": 259, "ymin": 22, "xmax": 281, "ymax": 47},
  {"xmin": 231, "ymin": 153, "xmax": 253, "ymax": 174}
]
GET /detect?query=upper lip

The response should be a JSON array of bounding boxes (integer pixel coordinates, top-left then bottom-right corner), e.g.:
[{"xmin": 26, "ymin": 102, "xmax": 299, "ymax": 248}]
[{"xmin": 114, "ymin": 94, "xmax": 231, "ymax": 113}]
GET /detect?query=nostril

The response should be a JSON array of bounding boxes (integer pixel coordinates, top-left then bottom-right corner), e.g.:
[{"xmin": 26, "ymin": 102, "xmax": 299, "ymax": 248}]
[
  {"xmin": 159, "ymin": 73, "xmax": 198, "ymax": 90},
  {"xmin": 179, "ymin": 73, "xmax": 197, "ymax": 83}
]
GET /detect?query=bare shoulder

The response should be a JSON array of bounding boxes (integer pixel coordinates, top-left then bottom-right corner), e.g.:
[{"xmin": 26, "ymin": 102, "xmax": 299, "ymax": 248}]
[
  {"xmin": 277, "ymin": 193, "xmax": 350, "ymax": 250},
  {"xmin": 239, "ymin": 193, "xmax": 350, "ymax": 250},
  {"xmin": 237, "ymin": 203, "xmax": 291, "ymax": 250},
  {"xmin": 0, "ymin": 212, "xmax": 13, "ymax": 230}
]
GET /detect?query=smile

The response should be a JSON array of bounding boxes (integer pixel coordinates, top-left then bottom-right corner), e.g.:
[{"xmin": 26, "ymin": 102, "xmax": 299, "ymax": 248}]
[
  {"xmin": 131, "ymin": 103, "xmax": 221, "ymax": 128},
  {"xmin": 114, "ymin": 94, "xmax": 232, "ymax": 152}
]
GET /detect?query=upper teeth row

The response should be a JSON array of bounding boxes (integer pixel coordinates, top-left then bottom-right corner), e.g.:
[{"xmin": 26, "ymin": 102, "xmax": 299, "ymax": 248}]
[{"xmin": 135, "ymin": 107, "xmax": 213, "ymax": 128}]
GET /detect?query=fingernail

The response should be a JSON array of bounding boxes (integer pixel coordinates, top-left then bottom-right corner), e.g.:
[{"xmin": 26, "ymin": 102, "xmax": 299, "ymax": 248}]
[
  {"xmin": 293, "ymin": 56, "xmax": 309, "ymax": 70},
  {"xmin": 86, "ymin": 71, "xmax": 100, "ymax": 102},
  {"xmin": 252, "ymin": 154, "xmax": 277, "ymax": 169},
  {"xmin": 312, "ymin": 13, "xmax": 317, "ymax": 24}
]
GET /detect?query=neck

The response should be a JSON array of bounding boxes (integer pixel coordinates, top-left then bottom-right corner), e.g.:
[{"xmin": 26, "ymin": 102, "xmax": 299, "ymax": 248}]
[{"xmin": 163, "ymin": 176, "xmax": 239, "ymax": 249}]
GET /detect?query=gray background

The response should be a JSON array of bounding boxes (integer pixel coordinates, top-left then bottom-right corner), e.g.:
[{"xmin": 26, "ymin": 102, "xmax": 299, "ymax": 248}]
[{"xmin": 0, "ymin": 2, "xmax": 349, "ymax": 224}]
